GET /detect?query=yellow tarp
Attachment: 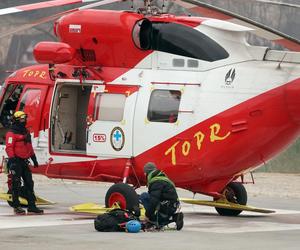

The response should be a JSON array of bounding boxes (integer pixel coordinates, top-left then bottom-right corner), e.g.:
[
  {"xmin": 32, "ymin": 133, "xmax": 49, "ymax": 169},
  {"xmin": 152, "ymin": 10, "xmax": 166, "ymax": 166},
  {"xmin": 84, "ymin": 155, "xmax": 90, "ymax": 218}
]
[
  {"xmin": 0, "ymin": 191, "xmax": 55, "ymax": 206},
  {"xmin": 70, "ymin": 203, "xmax": 146, "ymax": 217}
]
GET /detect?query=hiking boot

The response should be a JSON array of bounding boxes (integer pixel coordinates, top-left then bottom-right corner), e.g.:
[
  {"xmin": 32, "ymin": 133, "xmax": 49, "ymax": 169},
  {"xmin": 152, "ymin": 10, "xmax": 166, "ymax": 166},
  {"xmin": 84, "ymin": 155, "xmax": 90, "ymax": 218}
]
[
  {"xmin": 14, "ymin": 207, "xmax": 26, "ymax": 215},
  {"xmin": 174, "ymin": 212, "xmax": 184, "ymax": 231},
  {"xmin": 27, "ymin": 206, "xmax": 44, "ymax": 214}
]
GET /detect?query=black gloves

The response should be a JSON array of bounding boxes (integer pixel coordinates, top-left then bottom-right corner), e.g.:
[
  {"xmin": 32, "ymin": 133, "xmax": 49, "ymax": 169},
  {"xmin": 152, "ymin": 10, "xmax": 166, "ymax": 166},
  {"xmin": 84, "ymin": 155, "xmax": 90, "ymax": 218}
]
[{"xmin": 31, "ymin": 154, "xmax": 39, "ymax": 168}]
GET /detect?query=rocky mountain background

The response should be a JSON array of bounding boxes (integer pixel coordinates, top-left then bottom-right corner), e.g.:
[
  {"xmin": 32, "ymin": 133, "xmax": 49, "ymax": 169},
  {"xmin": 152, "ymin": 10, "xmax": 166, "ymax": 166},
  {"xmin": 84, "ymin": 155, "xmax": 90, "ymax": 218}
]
[{"xmin": 0, "ymin": 0, "xmax": 299, "ymax": 172}]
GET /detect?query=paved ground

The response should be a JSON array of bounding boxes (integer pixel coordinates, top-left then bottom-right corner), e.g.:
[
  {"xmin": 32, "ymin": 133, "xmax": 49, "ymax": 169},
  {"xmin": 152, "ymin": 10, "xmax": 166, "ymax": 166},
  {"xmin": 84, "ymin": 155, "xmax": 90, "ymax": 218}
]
[{"xmin": 0, "ymin": 173, "xmax": 299, "ymax": 250}]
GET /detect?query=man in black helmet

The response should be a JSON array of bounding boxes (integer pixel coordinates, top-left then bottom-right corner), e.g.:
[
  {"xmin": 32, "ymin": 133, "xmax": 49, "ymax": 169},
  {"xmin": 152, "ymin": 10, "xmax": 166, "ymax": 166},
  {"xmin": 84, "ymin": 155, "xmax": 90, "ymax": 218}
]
[
  {"xmin": 140, "ymin": 162, "xmax": 184, "ymax": 230},
  {"xmin": 5, "ymin": 111, "xmax": 43, "ymax": 215}
]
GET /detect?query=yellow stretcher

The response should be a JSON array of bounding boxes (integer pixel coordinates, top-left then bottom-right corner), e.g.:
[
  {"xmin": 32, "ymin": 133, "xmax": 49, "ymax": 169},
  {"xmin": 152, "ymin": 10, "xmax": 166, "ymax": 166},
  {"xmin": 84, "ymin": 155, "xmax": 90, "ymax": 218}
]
[
  {"xmin": 70, "ymin": 203, "xmax": 115, "ymax": 214},
  {"xmin": 0, "ymin": 190, "xmax": 55, "ymax": 206}
]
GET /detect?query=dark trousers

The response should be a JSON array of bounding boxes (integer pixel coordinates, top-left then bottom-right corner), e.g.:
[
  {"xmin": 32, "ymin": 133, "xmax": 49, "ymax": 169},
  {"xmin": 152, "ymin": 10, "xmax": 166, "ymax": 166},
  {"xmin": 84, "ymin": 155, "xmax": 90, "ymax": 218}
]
[
  {"xmin": 8, "ymin": 158, "xmax": 36, "ymax": 208},
  {"xmin": 140, "ymin": 192, "xmax": 178, "ymax": 226}
]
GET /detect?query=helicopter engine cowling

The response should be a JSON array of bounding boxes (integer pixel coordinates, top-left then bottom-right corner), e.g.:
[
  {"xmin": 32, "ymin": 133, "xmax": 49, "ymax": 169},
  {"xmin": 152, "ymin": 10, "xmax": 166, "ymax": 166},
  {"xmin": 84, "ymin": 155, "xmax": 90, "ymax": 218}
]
[
  {"xmin": 33, "ymin": 41, "xmax": 75, "ymax": 64},
  {"xmin": 54, "ymin": 10, "xmax": 152, "ymax": 68}
]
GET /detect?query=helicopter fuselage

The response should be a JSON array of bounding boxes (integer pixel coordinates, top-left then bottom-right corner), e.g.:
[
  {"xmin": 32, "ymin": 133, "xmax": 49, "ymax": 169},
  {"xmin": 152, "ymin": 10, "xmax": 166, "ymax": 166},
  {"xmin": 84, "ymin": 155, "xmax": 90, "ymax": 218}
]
[{"xmin": 1, "ymin": 10, "xmax": 300, "ymax": 197}]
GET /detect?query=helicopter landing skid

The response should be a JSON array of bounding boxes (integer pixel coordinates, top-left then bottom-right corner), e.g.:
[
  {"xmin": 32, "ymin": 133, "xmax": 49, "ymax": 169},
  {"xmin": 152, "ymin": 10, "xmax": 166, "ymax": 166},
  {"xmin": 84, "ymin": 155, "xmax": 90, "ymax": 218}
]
[{"xmin": 180, "ymin": 198, "xmax": 275, "ymax": 214}]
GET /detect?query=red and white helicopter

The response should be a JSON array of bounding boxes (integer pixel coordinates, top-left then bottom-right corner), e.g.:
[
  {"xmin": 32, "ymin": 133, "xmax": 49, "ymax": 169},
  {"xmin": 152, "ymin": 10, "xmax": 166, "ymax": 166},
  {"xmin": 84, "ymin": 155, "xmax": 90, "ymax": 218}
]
[{"xmin": 0, "ymin": 0, "xmax": 299, "ymax": 216}]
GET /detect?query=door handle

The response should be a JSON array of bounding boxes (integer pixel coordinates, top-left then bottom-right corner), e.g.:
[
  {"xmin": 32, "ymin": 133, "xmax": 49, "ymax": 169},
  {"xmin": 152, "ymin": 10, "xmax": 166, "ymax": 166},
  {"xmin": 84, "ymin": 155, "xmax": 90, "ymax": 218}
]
[{"xmin": 86, "ymin": 129, "xmax": 90, "ymax": 144}]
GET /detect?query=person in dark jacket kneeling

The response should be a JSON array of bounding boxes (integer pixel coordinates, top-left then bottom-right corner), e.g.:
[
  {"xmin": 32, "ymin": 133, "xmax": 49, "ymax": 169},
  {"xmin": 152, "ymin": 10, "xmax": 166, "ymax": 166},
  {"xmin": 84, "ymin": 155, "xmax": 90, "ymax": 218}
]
[{"xmin": 140, "ymin": 162, "xmax": 183, "ymax": 230}]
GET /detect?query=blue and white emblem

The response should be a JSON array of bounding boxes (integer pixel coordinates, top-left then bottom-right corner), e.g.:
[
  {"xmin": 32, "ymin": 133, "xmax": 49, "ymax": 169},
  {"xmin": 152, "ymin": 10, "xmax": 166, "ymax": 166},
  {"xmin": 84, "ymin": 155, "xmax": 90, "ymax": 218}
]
[{"xmin": 110, "ymin": 127, "xmax": 125, "ymax": 151}]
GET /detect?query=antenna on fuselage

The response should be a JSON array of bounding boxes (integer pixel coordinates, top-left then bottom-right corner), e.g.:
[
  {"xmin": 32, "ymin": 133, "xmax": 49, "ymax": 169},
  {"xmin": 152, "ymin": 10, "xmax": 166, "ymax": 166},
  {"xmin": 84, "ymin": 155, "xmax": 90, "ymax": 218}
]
[
  {"xmin": 162, "ymin": 0, "xmax": 165, "ymax": 13},
  {"xmin": 131, "ymin": 0, "xmax": 134, "ymax": 10},
  {"xmin": 277, "ymin": 52, "xmax": 287, "ymax": 70}
]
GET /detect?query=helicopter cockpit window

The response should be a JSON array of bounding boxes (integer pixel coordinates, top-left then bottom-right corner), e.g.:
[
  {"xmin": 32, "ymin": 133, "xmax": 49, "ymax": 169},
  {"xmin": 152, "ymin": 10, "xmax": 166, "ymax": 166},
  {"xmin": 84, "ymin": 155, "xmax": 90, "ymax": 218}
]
[
  {"xmin": 0, "ymin": 84, "xmax": 23, "ymax": 128},
  {"xmin": 19, "ymin": 89, "xmax": 41, "ymax": 128},
  {"xmin": 94, "ymin": 93, "xmax": 126, "ymax": 122},
  {"xmin": 147, "ymin": 90, "xmax": 181, "ymax": 123},
  {"xmin": 0, "ymin": 84, "xmax": 23, "ymax": 144}
]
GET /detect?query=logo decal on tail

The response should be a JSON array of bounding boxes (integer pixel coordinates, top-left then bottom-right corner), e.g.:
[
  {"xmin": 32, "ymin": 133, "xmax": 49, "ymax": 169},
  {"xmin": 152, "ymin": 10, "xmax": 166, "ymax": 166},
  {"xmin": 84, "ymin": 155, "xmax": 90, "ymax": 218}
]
[{"xmin": 225, "ymin": 68, "xmax": 236, "ymax": 85}]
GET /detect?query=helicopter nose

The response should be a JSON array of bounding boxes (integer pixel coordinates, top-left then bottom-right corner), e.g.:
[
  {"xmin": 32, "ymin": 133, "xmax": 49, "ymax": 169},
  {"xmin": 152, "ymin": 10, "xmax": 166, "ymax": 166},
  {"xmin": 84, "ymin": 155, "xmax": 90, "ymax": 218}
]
[{"xmin": 285, "ymin": 78, "xmax": 300, "ymax": 124}]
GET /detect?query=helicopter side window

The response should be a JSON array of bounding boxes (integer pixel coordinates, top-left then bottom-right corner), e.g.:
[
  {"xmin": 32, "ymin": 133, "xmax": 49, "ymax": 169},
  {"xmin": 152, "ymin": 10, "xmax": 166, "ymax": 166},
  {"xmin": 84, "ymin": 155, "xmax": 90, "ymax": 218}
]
[
  {"xmin": 147, "ymin": 90, "xmax": 181, "ymax": 123},
  {"xmin": 19, "ymin": 88, "xmax": 41, "ymax": 130},
  {"xmin": 144, "ymin": 22, "xmax": 228, "ymax": 61},
  {"xmin": 94, "ymin": 93, "xmax": 126, "ymax": 122}
]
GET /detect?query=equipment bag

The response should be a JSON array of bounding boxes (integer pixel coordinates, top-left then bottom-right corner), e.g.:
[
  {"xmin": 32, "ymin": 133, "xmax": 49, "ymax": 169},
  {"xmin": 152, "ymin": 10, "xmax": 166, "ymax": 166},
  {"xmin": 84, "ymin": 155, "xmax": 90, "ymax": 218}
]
[{"xmin": 94, "ymin": 208, "xmax": 139, "ymax": 232}]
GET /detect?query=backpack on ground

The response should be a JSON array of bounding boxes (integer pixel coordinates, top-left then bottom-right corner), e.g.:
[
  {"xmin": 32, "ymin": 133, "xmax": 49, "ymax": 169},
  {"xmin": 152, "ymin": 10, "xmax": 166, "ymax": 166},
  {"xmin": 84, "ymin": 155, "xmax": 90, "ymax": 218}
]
[{"xmin": 94, "ymin": 208, "xmax": 139, "ymax": 232}]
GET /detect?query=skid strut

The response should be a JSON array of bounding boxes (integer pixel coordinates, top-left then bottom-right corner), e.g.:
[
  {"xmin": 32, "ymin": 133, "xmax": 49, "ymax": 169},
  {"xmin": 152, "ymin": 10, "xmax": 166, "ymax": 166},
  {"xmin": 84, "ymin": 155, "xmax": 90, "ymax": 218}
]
[{"xmin": 122, "ymin": 159, "xmax": 132, "ymax": 184}]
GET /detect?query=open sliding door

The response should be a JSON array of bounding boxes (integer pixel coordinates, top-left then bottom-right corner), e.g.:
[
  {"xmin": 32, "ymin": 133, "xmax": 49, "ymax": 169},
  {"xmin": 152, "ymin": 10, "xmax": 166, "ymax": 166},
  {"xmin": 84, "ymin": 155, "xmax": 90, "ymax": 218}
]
[{"xmin": 50, "ymin": 80, "xmax": 97, "ymax": 155}]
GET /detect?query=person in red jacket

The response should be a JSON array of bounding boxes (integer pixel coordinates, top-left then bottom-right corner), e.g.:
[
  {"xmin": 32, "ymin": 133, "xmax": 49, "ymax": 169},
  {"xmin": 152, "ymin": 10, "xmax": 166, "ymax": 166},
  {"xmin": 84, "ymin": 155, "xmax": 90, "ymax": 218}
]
[{"xmin": 5, "ymin": 111, "xmax": 43, "ymax": 215}]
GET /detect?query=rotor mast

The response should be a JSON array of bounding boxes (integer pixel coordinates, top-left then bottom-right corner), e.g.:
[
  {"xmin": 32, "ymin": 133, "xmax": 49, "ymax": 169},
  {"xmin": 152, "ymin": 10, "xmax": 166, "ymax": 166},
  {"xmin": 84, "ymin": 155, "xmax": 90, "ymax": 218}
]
[{"xmin": 138, "ymin": 0, "xmax": 162, "ymax": 15}]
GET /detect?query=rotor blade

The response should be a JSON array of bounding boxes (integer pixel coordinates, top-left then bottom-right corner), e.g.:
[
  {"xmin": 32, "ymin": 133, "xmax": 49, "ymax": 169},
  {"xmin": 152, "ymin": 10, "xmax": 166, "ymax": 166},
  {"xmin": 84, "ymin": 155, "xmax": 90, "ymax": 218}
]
[
  {"xmin": 0, "ymin": 0, "xmax": 123, "ymax": 39},
  {"xmin": 256, "ymin": 0, "xmax": 300, "ymax": 8},
  {"xmin": 0, "ymin": 10, "xmax": 73, "ymax": 39},
  {"xmin": 77, "ymin": 0, "xmax": 123, "ymax": 10},
  {"xmin": 0, "ymin": 0, "xmax": 99, "ymax": 16},
  {"xmin": 176, "ymin": 0, "xmax": 300, "ymax": 52}
]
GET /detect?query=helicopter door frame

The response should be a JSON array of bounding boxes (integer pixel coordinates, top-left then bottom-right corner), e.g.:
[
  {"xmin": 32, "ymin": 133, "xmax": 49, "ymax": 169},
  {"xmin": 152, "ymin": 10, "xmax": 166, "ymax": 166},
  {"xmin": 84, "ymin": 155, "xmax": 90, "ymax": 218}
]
[
  {"xmin": 50, "ymin": 79, "xmax": 103, "ymax": 155},
  {"xmin": 86, "ymin": 84, "xmax": 140, "ymax": 158}
]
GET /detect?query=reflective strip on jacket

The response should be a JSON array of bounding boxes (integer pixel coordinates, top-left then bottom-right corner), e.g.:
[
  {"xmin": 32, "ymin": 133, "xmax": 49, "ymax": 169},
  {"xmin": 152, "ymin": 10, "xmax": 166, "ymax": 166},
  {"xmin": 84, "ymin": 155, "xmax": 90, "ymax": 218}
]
[{"xmin": 147, "ymin": 170, "xmax": 175, "ymax": 187}]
